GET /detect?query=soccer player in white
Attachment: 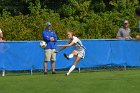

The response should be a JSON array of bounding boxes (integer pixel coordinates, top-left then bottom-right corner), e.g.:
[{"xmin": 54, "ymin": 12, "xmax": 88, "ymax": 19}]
[{"xmin": 55, "ymin": 31, "xmax": 85, "ymax": 76}]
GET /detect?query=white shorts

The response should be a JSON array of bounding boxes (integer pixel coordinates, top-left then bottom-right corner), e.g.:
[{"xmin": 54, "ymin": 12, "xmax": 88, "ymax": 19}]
[{"xmin": 74, "ymin": 49, "xmax": 85, "ymax": 59}]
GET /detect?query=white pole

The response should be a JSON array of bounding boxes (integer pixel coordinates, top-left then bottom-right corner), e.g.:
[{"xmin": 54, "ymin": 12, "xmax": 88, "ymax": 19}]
[
  {"xmin": 2, "ymin": 70, "xmax": 5, "ymax": 76},
  {"xmin": 124, "ymin": 65, "xmax": 126, "ymax": 70},
  {"xmin": 78, "ymin": 68, "xmax": 81, "ymax": 73},
  {"xmin": 31, "ymin": 69, "xmax": 33, "ymax": 75}
]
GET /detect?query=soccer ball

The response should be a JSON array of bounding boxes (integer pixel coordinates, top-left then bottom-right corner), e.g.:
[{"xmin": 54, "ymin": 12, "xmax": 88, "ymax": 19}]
[{"xmin": 40, "ymin": 41, "xmax": 47, "ymax": 48}]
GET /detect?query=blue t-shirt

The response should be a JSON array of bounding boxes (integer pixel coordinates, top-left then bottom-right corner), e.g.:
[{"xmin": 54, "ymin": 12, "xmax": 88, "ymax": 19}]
[{"xmin": 42, "ymin": 29, "xmax": 57, "ymax": 49}]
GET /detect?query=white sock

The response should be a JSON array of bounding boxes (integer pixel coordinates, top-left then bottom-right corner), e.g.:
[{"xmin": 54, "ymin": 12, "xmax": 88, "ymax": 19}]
[
  {"xmin": 68, "ymin": 54, "xmax": 73, "ymax": 58},
  {"xmin": 67, "ymin": 65, "xmax": 75, "ymax": 75}
]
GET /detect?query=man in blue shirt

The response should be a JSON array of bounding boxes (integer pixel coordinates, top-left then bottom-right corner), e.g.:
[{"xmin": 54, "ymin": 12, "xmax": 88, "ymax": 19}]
[{"xmin": 42, "ymin": 22, "xmax": 57, "ymax": 74}]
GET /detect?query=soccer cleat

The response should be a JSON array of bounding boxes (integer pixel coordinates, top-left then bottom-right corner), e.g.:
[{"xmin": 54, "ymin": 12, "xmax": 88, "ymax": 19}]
[
  {"xmin": 44, "ymin": 72, "xmax": 48, "ymax": 75},
  {"xmin": 52, "ymin": 72, "xmax": 56, "ymax": 74},
  {"xmin": 63, "ymin": 53, "xmax": 70, "ymax": 60}
]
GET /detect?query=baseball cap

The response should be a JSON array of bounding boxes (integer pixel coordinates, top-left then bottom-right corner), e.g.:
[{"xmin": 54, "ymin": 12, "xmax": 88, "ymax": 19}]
[
  {"xmin": 124, "ymin": 20, "xmax": 128, "ymax": 24},
  {"xmin": 0, "ymin": 28, "xmax": 2, "ymax": 33},
  {"xmin": 46, "ymin": 22, "xmax": 51, "ymax": 26}
]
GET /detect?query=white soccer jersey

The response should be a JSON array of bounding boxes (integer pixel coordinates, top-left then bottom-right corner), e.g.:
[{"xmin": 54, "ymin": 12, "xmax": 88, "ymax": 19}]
[{"xmin": 68, "ymin": 36, "xmax": 85, "ymax": 51}]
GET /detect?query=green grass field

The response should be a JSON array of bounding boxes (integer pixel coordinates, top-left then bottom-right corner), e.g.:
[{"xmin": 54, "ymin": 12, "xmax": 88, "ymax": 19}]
[{"xmin": 0, "ymin": 70, "xmax": 140, "ymax": 93}]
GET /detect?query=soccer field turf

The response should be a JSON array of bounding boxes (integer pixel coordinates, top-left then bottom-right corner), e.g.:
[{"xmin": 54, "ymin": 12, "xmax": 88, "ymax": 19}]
[{"xmin": 0, "ymin": 70, "xmax": 140, "ymax": 93}]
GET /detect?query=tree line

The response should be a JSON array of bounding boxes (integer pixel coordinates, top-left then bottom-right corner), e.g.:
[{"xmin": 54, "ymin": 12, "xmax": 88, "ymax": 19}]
[{"xmin": 0, "ymin": 0, "xmax": 140, "ymax": 40}]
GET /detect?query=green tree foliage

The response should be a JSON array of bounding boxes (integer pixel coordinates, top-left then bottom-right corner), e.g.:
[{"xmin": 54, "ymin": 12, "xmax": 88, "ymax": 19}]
[
  {"xmin": 0, "ymin": 0, "xmax": 30, "ymax": 15},
  {"xmin": 0, "ymin": 0, "xmax": 140, "ymax": 40},
  {"xmin": 90, "ymin": 0, "xmax": 106, "ymax": 12}
]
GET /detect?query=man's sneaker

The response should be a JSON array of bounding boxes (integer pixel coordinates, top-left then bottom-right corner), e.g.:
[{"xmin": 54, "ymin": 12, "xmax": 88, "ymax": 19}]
[
  {"xmin": 52, "ymin": 72, "xmax": 56, "ymax": 74},
  {"xmin": 44, "ymin": 72, "xmax": 47, "ymax": 75},
  {"xmin": 63, "ymin": 53, "xmax": 70, "ymax": 60}
]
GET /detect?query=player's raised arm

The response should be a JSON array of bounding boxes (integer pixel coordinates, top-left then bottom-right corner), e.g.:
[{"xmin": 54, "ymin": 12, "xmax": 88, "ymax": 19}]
[
  {"xmin": 54, "ymin": 46, "xmax": 66, "ymax": 53},
  {"xmin": 57, "ymin": 41, "xmax": 75, "ymax": 47}
]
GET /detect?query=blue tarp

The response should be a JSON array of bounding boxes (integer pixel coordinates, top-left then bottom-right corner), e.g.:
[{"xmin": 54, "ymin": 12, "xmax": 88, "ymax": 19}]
[{"xmin": 0, "ymin": 40, "xmax": 140, "ymax": 70}]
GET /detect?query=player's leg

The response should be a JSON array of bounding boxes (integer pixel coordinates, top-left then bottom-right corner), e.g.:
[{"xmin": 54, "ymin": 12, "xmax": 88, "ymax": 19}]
[
  {"xmin": 51, "ymin": 49, "xmax": 56, "ymax": 74},
  {"xmin": 66, "ymin": 50, "xmax": 85, "ymax": 76},
  {"xmin": 44, "ymin": 49, "xmax": 51, "ymax": 74},
  {"xmin": 64, "ymin": 50, "xmax": 77, "ymax": 60},
  {"xmin": 66, "ymin": 56, "xmax": 81, "ymax": 76}
]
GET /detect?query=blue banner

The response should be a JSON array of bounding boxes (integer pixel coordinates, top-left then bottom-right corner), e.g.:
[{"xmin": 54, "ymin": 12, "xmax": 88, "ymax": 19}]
[{"xmin": 0, "ymin": 40, "xmax": 140, "ymax": 70}]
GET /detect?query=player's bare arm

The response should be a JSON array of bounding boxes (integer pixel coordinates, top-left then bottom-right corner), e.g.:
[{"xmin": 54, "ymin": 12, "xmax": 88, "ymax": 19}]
[
  {"xmin": 57, "ymin": 41, "xmax": 75, "ymax": 47},
  {"xmin": 54, "ymin": 46, "xmax": 66, "ymax": 53}
]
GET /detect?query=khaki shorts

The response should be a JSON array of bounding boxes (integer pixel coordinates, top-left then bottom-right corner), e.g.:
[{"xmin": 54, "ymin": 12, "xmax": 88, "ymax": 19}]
[{"xmin": 44, "ymin": 49, "xmax": 56, "ymax": 62}]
